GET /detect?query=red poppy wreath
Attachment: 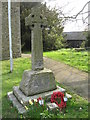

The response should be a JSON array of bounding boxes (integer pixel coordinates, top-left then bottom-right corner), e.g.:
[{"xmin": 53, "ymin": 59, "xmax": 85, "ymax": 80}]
[{"xmin": 51, "ymin": 91, "xmax": 66, "ymax": 109}]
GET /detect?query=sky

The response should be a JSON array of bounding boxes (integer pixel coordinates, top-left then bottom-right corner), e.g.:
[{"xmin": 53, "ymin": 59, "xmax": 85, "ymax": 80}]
[{"xmin": 43, "ymin": 0, "xmax": 89, "ymax": 32}]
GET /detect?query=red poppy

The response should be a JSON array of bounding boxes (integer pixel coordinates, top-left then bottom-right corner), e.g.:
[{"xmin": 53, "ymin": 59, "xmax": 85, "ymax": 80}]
[
  {"xmin": 51, "ymin": 91, "xmax": 66, "ymax": 109},
  {"xmin": 37, "ymin": 97, "xmax": 42, "ymax": 102}
]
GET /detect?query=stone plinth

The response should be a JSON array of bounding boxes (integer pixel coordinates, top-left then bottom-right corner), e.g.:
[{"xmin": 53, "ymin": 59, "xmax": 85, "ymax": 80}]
[
  {"xmin": 7, "ymin": 85, "xmax": 72, "ymax": 114},
  {"xmin": 7, "ymin": 86, "xmax": 65, "ymax": 113},
  {"xmin": 19, "ymin": 68, "xmax": 56, "ymax": 96},
  {"xmin": 11, "ymin": 85, "xmax": 65, "ymax": 105},
  {"xmin": 7, "ymin": 91, "xmax": 26, "ymax": 114}
]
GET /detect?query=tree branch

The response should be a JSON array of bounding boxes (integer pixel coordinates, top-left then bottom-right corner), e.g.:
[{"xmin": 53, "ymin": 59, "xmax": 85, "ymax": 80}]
[{"xmin": 59, "ymin": 1, "xmax": 90, "ymax": 20}]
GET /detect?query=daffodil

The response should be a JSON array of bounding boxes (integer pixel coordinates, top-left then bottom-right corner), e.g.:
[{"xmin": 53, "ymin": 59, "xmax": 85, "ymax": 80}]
[
  {"xmin": 21, "ymin": 100, "xmax": 23, "ymax": 104},
  {"xmin": 24, "ymin": 106, "xmax": 28, "ymax": 110},
  {"xmin": 34, "ymin": 99, "xmax": 37, "ymax": 102},
  {"xmin": 29, "ymin": 99, "xmax": 33, "ymax": 105}
]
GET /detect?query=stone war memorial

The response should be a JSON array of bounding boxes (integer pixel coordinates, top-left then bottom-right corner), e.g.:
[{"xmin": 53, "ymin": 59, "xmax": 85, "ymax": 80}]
[{"xmin": 7, "ymin": 4, "xmax": 65, "ymax": 113}]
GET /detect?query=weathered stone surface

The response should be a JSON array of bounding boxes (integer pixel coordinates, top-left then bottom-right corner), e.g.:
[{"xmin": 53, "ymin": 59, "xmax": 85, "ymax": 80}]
[
  {"xmin": 25, "ymin": 4, "xmax": 47, "ymax": 28},
  {"xmin": 31, "ymin": 24, "xmax": 44, "ymax": 70},
  {"xmin": 13, "ymin": 86, "xmax": 65, "ymax": 105},
  {"xmin": 19, "ymin": 68, "xmax": 56, "ymax": 96},
  {"xmin": 0, "ymin": 2, "xmax": 21, "ymax": 60},
  {"xmin": 25, "ymin": 5, "xmax": 47, "ymax": 71},
  {"xmin": 7, "ymin": 92, "xmax": 26, "ymax": 114},
  {"xmin": 88, "ymin": 2, "xmax": 90, "ymax": 30},
  {"xmin": 46, "ymin": 102, "xmax": 58, "ymax": 111}
]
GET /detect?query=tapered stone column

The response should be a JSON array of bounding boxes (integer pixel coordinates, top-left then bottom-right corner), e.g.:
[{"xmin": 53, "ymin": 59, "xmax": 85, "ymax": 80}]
[
  {"xmin": 31, "ymin": 23, "xmax": 44, "ymax": 70},
  {"xmin": 25, "ymin": 6, "xmax": 47, "ymax": 71}
]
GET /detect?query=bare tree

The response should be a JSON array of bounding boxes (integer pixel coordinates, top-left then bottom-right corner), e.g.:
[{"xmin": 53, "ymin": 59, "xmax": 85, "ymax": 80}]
[
  {"xmin": 44, "ymin": 0, "xmax": 90, "ymax": 30},
  {"xmin": 58, "ymin": 1, "xmax": 90, "ymax": 30}
]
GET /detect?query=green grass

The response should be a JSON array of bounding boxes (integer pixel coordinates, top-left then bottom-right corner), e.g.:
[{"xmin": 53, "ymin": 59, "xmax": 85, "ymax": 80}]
[
  {"xmin": 2, "ymin": 57, "xmax": 31, "ymax": 118},
  {"xmin": 43, "ymin": 48, "xmax": 88, "ymax": 72},
  {"xmin": 1, "ymin": 57, "xmax": 89, "ymax": 119}
]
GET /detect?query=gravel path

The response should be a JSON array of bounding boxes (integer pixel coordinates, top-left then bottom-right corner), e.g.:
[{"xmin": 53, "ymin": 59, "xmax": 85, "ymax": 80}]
[{"xmin": 22, "ymin": 54, "xmax": 89, "ymax": 101}]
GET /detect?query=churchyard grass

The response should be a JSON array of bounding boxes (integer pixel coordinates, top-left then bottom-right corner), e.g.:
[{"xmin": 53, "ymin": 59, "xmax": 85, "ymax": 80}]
[
  {"xmin": 2, "ymin": 57, "xmax": 88, "ymax": 118},
  {"xmin": 44, "ymin": 48, "xmax": 88, "ymax": 72},
  {"xmin": 2, "ymin": 58, "xmax": 31, "ymax": 118}
]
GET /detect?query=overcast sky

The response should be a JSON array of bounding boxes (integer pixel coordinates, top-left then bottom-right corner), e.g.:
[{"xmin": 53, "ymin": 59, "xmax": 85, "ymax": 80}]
[{"xmin": 43, "ymin": 0, "xmax": 89, "ymax": 32}]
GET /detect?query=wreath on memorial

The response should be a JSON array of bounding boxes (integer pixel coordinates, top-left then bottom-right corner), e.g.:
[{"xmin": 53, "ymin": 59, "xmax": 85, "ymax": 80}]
[{"xmin": 51, "ymin": 91, "xmax": 66, "ymax": 109}]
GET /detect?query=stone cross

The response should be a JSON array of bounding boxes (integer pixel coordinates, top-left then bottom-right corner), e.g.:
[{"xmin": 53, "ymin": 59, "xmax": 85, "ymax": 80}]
[
  {"xmin": 7, "ymin": 5, "xmax": 57, "ymax": 112},
  {"xmin": 25, "ymin": 6, "xmax": 47, "ymax": 71}
]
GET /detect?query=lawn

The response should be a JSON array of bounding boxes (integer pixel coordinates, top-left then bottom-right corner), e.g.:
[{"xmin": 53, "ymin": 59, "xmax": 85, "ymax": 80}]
[
  {"xmin": 44, "ymin": 48, "xmax": 89, "ymax": 72},
  {"xmin": 1, "ymin": 57, "xmax": 89, "ymax": 119}
]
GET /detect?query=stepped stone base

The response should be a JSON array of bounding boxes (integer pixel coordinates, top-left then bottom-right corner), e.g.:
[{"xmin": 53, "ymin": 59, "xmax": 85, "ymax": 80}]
[
  {"xmin": 19, "ymin": 68, "xmax": 57, "ymax": 96},
  {"xmin": 7, "ymin": 86, "xmax": 65, "ymax": 113},
  {"xmin": 13, "ymin": 86, "xmax": 65, "ymax": 105},
  {"xmin": 7, "ymin": 92, "xmax": 26, "ymax": 114}
]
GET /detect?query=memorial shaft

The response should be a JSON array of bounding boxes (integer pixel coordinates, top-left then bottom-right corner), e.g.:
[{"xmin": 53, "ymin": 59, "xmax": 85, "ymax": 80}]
[{"xmin": 31, "ymin": 23, "xmax": 43, "ymax": 70}]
